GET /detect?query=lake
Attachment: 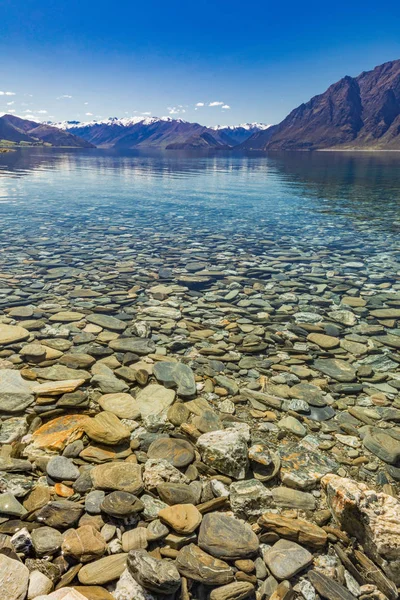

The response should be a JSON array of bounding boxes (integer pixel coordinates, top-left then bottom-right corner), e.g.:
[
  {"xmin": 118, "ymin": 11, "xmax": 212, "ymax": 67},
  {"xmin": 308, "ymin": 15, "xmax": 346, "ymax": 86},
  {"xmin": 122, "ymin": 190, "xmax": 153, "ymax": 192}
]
[{"xmin": 1, "ymin": 148, "xmax": 400, "ymax": 597}]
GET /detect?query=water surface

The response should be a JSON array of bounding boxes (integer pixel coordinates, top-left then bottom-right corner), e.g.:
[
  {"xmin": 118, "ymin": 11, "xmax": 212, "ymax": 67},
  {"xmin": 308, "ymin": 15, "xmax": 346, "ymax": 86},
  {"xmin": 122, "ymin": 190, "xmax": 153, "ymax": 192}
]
[{"xmin": 0, "ymin": 149, "xmax": 400, "ymax": 257}]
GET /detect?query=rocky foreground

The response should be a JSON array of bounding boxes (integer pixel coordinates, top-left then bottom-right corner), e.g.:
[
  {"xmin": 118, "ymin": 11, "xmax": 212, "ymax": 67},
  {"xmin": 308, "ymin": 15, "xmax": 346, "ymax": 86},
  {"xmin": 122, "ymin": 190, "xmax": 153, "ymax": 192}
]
[{"xmin": 0, "ymin": 229, "xmax": 400, "ymax": 600}]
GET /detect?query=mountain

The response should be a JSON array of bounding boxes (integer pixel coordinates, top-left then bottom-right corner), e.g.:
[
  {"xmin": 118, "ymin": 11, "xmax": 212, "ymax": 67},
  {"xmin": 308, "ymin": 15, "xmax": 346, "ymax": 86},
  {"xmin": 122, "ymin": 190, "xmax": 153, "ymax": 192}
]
[
  {"xmin": 166, "ymin": 131, "xmax": 230, "ymax": 150},
  {"xmin": 55, "ymin": 117, "xmax": 268, "ymax": 149},
  {"xmin": 211, "ymin": 123, "xmax": 272, "ymax": 145},
  {"xmin": 0, "ymin": 115, "xmax": 94, "ymax": 148},
  {"xmin": 241, "ymin": 59, "xmax": 400, "ymax": 151}
]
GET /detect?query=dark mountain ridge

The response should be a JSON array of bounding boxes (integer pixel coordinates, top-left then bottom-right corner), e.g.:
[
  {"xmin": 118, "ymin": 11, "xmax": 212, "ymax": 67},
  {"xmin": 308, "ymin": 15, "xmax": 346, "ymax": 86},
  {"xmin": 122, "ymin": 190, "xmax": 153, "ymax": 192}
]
[
  {"xmin": 241, "ymin": 59, "xmax": 400, "ymax": 151},
  {"xmin": 59, "ymin": 118, "xmax": 251, "ymax": 150},
  {"xmin": 0, "ymin": 114, "xmax": 94, "ymax": 148}
]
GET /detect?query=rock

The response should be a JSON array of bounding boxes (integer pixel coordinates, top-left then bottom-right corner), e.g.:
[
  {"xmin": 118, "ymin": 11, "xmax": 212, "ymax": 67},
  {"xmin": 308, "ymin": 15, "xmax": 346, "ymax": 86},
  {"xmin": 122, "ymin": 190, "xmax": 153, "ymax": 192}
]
[
  {"xmin": 109, "ymin": 338, "xmax": 156, "ymax": 355},
  {"xmin": 141, "ymin": 306, "xmax": 181, "ymax": 320},
  {"xmin": 209, "ymin": 582, "xmax": 255, "ymax": 600},
  {"xmin": 73, "ymin": 588, "xmax": 114, "ymax": 600},
  {"xmin": 198, "ymin": 513, "xmax": 259, "ymax": 559},
  {"xmin": 307, "ymin": 333, "xmax": 340, "ymax": 349},
  {"xmin": 363, "ymin": 430, "xmax": 400, "ymax": 465},
  {"xmin": 0, "ymin": 369, "xmax": 35, "ymax": 413},
  {"xmin": 86, "ymin": 314, "xmax": 127, "ymax": 331},
  {"xmin": 153, "ymin": 361, "xmax": 196, "ymax": 397},
  {"xmin": 0, "ymin": 553, "xmax": 29, "ymax": 600},
  {"xmin": 258, "ymin": 513, "xmax": 328, "ymax": 548},
  {"xmin": 27, "ymin": 570, "xmax": 53, "ymax": 599},
  {"xmin": 322, "ymin": 474, "xmax": 400, "ymax": 585},
  {"xmin": 157, "ymin": 482, "xmax": 200, "ymax": 505},
  {"xmin": 279, "ymin": 445, "xmax": 338, "ymax": 490},
  {"xmin": 49, "ymin": 311, "xmax": 85, "ymax": 322},
  {"xmin": 271, "ymin": 487, "xmax": 316, "ymax": 510},
  {"xmin": 36, "ymin": 500, "xmax": 84, "ymax": 528},
  {"xmin": 142, "ymin": 459, "xmax": 189, "ymax": 489},
  {"xmin": 0, "ymin": 492, "xmax": 27, "ymax": 516},
  {"xmin": 62, "ymin": 525, "xmax": 107, "ymax": 562},
  {"xmin": 98, "ymin": 393, "xmax": 140, "ymax": 419},
  {"xmin": 32, "ymin": 379, "xmax": 86, "ymax": 396},
  {"xmin": 159, "ymin": 503, "xmax": 202, "ymax": 533},
  {"xmin": 147, "ymin": 437, "xmax": 195, "ymax": 468},
  {"xmin": 34, "ymin": 364, "xmax": 90, "ymax": 381},
  {"xmin": 197, "ymin": 428, "xmax": 249, "ymax": 479},
  {"xmin": 31, "ymin": 527, "xmax": 62, "ymax": 555},
  {"xmin": 46, "ymin": 456, "xmax": 80, "ymax": 481},
  {"xmin": 91, "ymin": 462, "xmax": 143, "ymax": 494},
  {"xmin": 31, "ymin": 415, "xmax": 89, "ymax": 452},
  {"xmin": 78, "ymin": 554, "xmax": 128, "ymax": 584},
  {"xmin": 0, "ymin": 324, "xmax": 30, "ymax": 346},
  {"xmin": 134, "ymin": 384, "xmax": 176, "ymax": 418},
  {"xmin": 308, "ymin": 570, "xmax": 357, "ymax": 600},
  {"xmin": 101, "ymin": 491, "xmax": 144, "ymax": 518},
  {"xmin": 34, "ymin": 590, "xmax": 87, "ymax": 600},
  {"xmin": 278, "ymin": 415, "xmax": 306, "ymax": 437},
  {"xmin": 263, "ymin": 539, "xmax": 313, "ymax": 580},
  {"xmin": 113, "ymin": 569, "xmax": 157, "ymax": 600},
  {"xmin": 85, "ymin": 490, "xmax": 105, "ymax": 514},
  {"xmin": 122, "ymin": 528, "xmax": 148, "ymax": 552},
  {"xmin": 230, "ymin": 479, "xmax": 272, "ymax": 518},
  {"xmin": 176, "ymin": 543, "xmax": 235, "ymax": 585},
  {"xmin": 127, "ymin": 549, "xmax": 181, "ymax": 594},
  {"xmin": 313, "ymin": 359, "xmax": 356, "ymax": 382},
  {"xmin": 84, "ymin": 412, "xmax": 130, "ymax": 445}
]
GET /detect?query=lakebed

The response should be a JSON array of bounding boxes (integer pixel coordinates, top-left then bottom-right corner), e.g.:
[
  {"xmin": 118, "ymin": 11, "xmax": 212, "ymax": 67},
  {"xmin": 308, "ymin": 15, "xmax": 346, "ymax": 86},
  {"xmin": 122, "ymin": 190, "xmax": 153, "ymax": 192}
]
[{"xmin": 0, "ymin": 149, "xmax": 400, "ymax": 599}]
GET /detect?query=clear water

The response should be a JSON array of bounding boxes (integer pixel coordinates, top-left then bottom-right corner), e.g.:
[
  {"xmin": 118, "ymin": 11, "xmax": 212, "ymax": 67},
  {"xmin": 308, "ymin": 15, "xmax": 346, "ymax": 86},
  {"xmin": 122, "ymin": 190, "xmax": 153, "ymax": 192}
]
[{"xmin": 1, "ymin": 148, "xmax": 400, "ymax": 255}]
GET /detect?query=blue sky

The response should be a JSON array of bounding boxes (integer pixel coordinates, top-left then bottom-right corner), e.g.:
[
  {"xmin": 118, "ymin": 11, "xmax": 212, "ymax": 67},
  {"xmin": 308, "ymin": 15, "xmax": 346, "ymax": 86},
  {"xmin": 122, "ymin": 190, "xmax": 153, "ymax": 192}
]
[{"xmin": 1, "ymin": 0, "xmax": 400, "ymax": 126}]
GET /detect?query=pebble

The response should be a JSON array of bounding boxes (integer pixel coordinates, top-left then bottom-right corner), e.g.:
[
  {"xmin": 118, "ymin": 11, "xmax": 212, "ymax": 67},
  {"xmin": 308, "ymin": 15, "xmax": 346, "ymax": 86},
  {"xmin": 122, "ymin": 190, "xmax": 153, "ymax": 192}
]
[{"xmin": 1, "ymin": 200, "xmax": 400, "ymax": 600}]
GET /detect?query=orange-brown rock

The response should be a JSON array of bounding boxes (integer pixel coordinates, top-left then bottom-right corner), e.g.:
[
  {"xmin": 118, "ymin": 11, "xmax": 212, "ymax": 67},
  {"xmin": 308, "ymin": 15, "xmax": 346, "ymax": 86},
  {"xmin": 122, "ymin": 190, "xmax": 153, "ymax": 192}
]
[
  {"xmin": 258, "ymin": 512, "xmax": 328, "ymax": 549},
  {"xmin": 30, "ymin": 378, "xmax": 86, "ymax": 396},
  {"xmin": 62, "ymin": 525, "xmax": 107, "ymax": 563},
  {"xmin": 83, "ymin": 412, "xmax": 130, "ymax": 445},
  {"xmin": 159, "ymin": 504, "xmax": 202, "ymax": 534},
  {"xmin": 31, "ymin": 414, "xmax": 90, "ymax": 452}
]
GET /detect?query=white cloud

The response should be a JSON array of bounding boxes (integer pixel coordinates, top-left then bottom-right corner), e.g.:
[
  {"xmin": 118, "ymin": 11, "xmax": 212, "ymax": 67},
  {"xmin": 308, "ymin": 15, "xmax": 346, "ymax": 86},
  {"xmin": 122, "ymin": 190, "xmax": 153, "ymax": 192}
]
[
  {"xmin": 57, "ymin": 94, "xmax": 73, "ymax": 99},
  {"xmin": 8, "ymin": 109, "xmax": 16, "ymax": 113},
  {"xmin": 195, "ymin": 102, "xmax": 204, "ymax": 107},
  {"xmin": 141, "ymin": 112, "xmax": 151, "ymax": 116},
  {"xmin": 222, "ymin": 104, "xmax": 231, "ymax": 109},
  {"xmin": 168, "ymin": 106, "xmax": 186, "ymax": 115},
  {"xmin": 85, "ymin": 112, "xmax": 93, "ymax": 116},
  {"xmin": 23, "ymin": 109, "xmax": 33, "ymax": 113},
  {"xmin": 84, "ymin": 102, "xmax": 89, "ymax": 105},
  {"xmin": 0, "ymin": 91, "xmax": 16, "ymax": 96},
  {"xmin": 209, "ymin": 101, "xmax": 224, "ymax": 107},
  {"xmin": 6, "ymin": 101, "xmax": 14, "ymax": 106},
  {"xmin": 37, "ymin": 110, "xmax": 47, "ymax": 114}
]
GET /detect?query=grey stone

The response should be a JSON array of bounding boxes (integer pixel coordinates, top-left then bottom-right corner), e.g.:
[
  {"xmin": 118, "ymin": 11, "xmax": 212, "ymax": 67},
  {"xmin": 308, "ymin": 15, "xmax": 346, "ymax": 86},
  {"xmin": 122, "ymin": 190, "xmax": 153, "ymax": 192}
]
[
  {"xmin": 127, "ymin": 549, "xmax": 181, "ymax": 594},
  {"xmin": 263, "ymin": 539, "xmax": 313, "ymax": 579}
]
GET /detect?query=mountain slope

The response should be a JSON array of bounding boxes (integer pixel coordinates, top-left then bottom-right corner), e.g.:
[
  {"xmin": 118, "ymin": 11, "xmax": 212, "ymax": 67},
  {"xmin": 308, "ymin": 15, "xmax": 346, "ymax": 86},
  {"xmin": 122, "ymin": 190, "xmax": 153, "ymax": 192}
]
[
  {"xmin": 166, "ymin": 130, "xmax": 230, "ymax": 149},
  {"xmin": 57, "ymin": 117, "xmax": 268, "ymax": 149},
  {"xmin": 241, "ymin": 59, "xmax": 400, "ymax": 151},
  {"xmin": 0, "ymin": 115, "xmax": 94, "ymax": 148}
]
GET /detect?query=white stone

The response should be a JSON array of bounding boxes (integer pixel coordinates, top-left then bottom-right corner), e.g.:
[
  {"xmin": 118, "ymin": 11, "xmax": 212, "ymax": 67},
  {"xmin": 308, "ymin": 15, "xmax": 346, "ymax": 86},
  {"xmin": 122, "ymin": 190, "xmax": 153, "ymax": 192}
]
[
  {"xmin": 322, "ymin": 474, "xmax": 400, "ymax": 584},
  {"xmin": 112, "ymin": 568, "xmax": 157, "ymax": 600},
  {"xmin": 0, "ymin": 554, "xmax": 29, "ymax": 600},
  {"xmin": 28, "ymin": 570, "xmax": 53, "ymax": 599},
  {"xmin": 197, "ymin": 428, "xmax": 248, "ymax": 479}
]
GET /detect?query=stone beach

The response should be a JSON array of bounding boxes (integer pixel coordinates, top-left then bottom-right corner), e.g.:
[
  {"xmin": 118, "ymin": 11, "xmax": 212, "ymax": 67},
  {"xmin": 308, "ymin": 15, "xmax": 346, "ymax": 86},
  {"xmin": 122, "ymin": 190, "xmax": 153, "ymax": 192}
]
[{"xmin": 1, "ymin": 152, "xmax": 400, "ymax": 599}]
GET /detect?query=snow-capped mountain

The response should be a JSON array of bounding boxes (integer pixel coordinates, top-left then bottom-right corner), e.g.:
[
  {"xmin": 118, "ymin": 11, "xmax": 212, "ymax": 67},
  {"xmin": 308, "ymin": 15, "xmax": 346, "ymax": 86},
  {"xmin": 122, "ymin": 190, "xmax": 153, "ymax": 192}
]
[
  {"xmin": 53, "ymin": 116, "xmax": 187, "ymax": 131},
  {"xmin": 212, "ymin": 122, "xmax": 272, "ymax": 131},
  {"xmin": 211, "ymin": 123, "xmax": 272, "ymax": 145},
  {"xmin": 48, "ymin": 116, "xmax": 268, "ymax": 149}
]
